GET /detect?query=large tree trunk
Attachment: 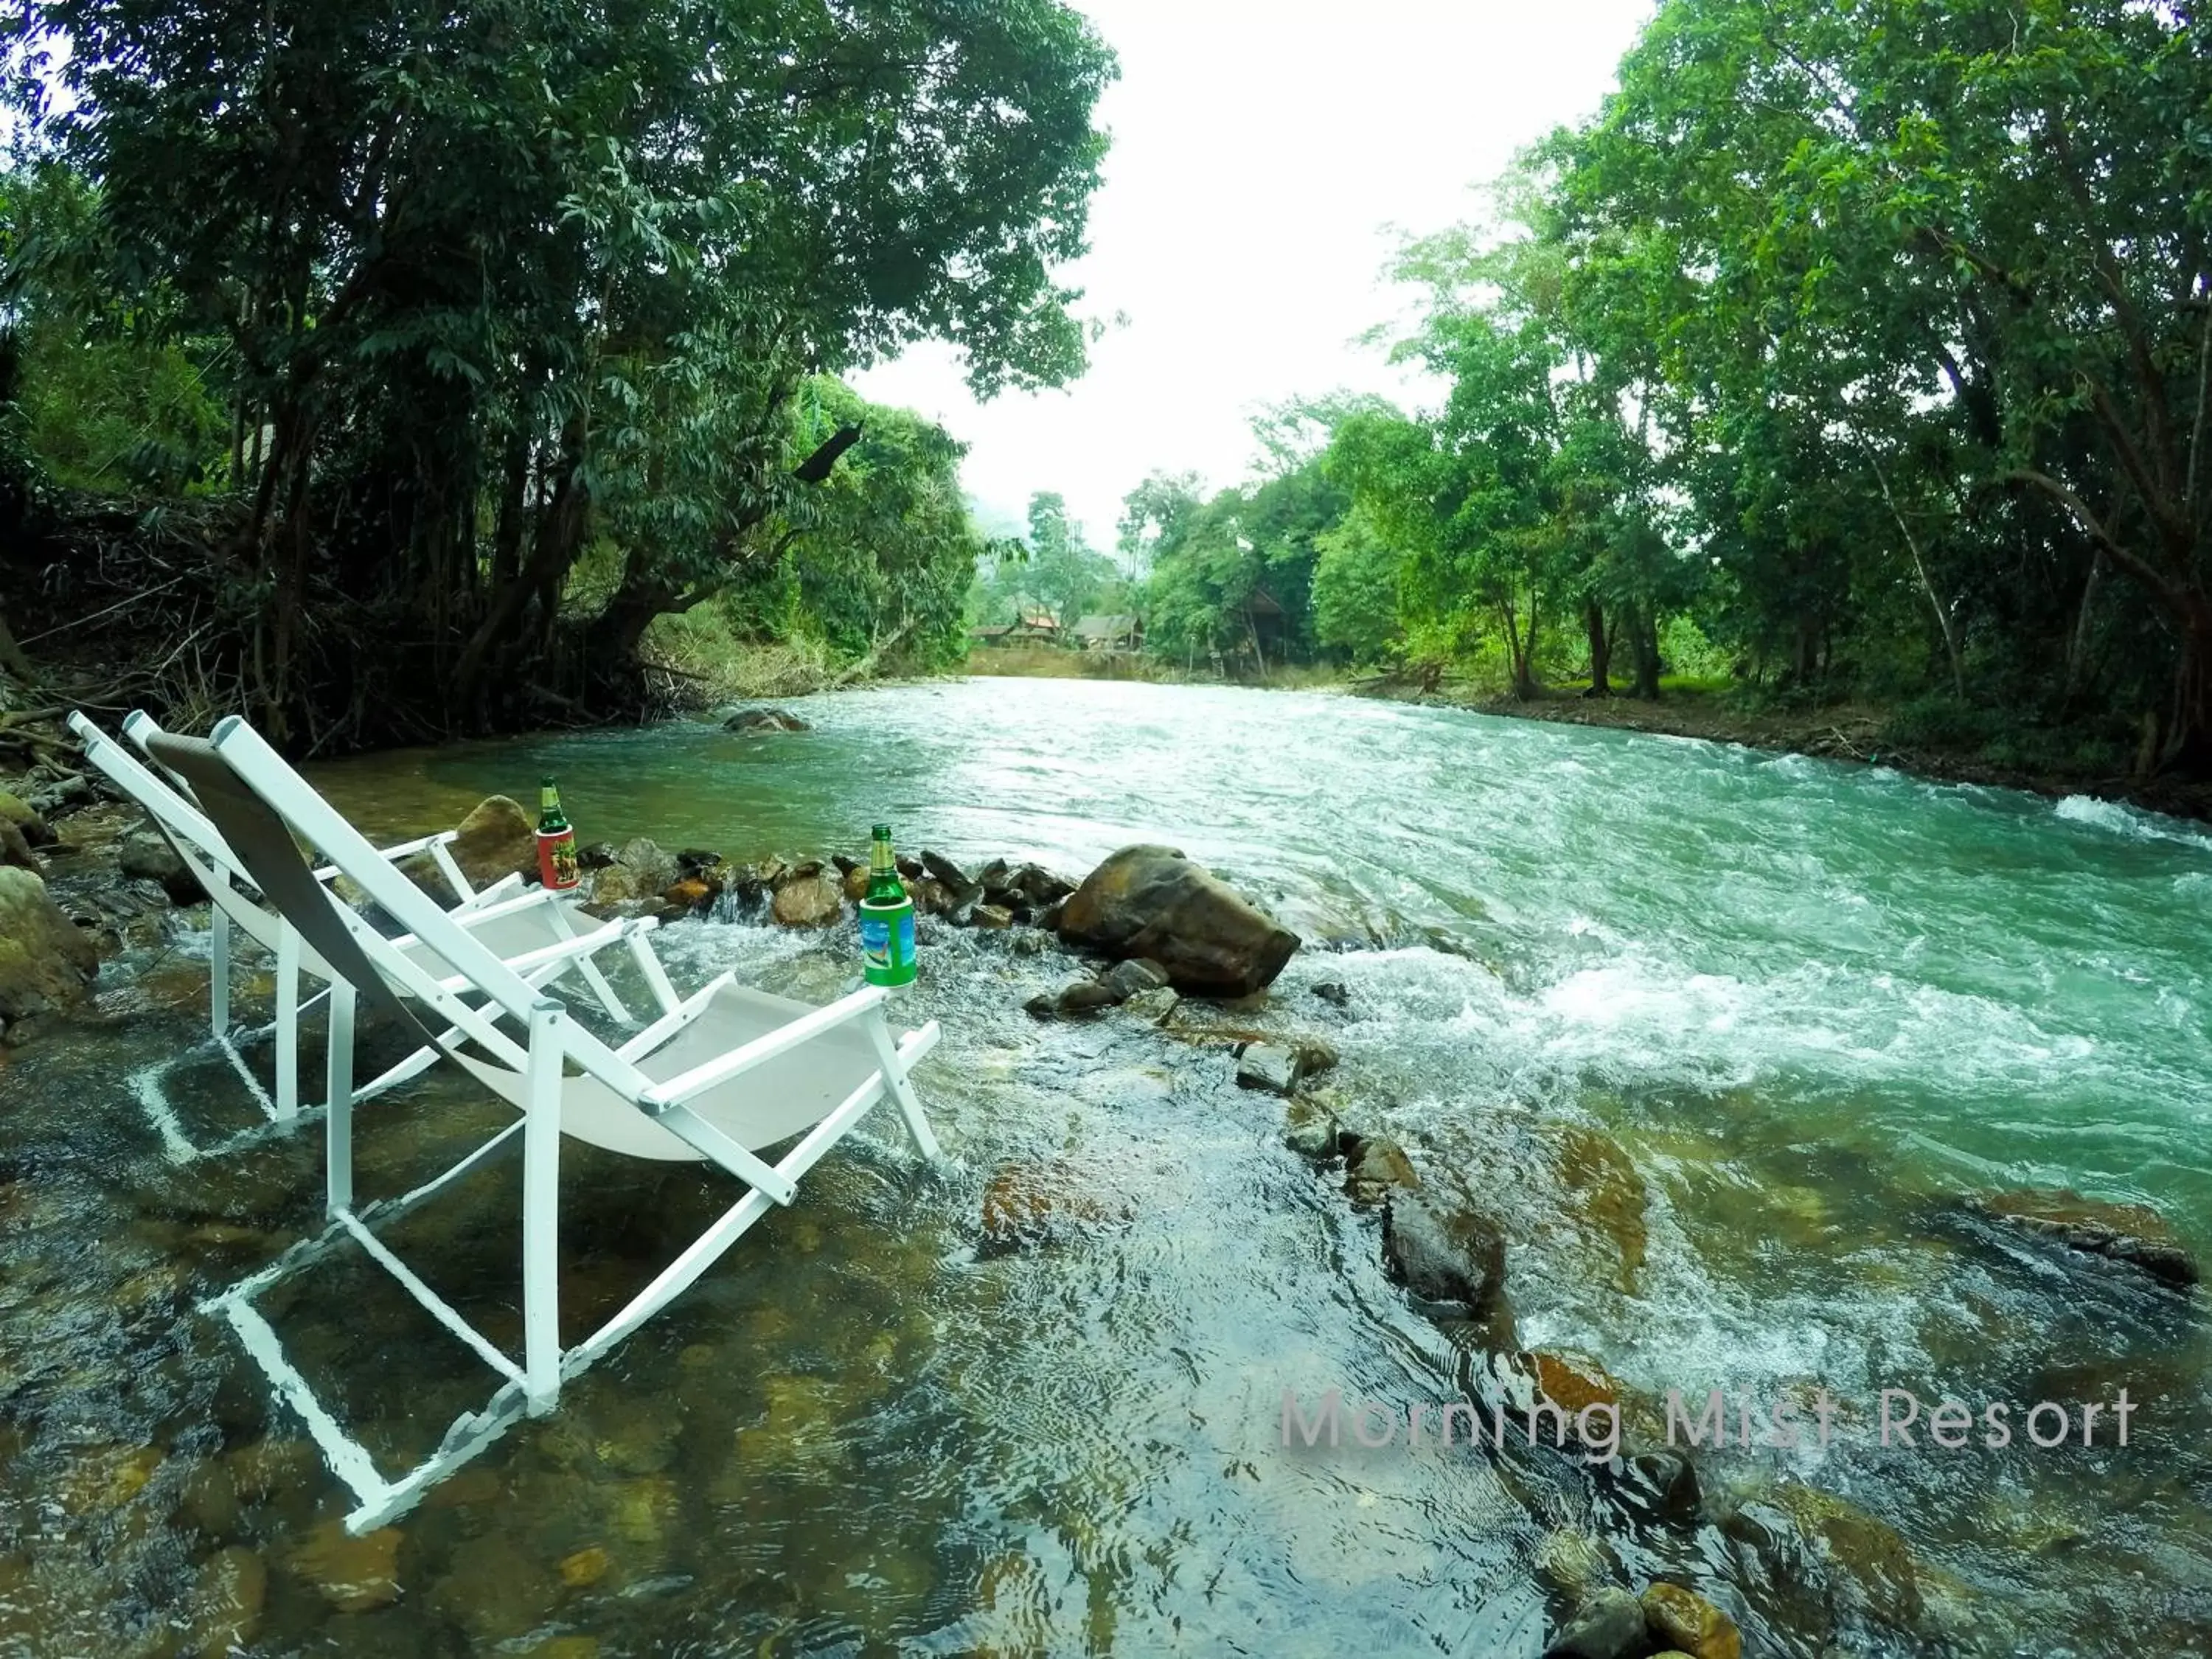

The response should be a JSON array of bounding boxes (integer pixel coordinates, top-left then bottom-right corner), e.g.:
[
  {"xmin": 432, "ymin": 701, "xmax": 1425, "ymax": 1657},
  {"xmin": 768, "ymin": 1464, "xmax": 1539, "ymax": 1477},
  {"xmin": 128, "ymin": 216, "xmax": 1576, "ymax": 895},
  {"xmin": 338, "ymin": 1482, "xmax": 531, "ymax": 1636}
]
[{"xmin": 1582, "ymin": 594, "xmax": 1611, "ymax": 697}]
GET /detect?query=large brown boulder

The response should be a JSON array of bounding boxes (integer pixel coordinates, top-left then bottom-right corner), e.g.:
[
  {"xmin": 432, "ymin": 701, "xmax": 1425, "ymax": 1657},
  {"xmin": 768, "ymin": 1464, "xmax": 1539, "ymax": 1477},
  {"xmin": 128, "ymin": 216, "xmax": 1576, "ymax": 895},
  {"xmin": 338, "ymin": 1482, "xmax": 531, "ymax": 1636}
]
[
  {"xmin": 1056, "ymin": 845, "xmax": 1298, "ymax": 996},
  {"xmin": 448, "ymin": 796, "xmax": 538, "ymax": 890},
  {"xmin": 0, "ymin": 866, "xmax": 99, "ymax": 1026}
]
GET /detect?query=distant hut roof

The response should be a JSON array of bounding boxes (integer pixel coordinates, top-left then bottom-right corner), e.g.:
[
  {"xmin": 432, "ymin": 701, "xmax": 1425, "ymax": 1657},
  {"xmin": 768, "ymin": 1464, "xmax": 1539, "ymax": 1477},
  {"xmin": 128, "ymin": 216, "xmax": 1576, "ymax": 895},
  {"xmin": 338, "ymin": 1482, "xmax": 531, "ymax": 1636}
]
[
  {"xmin": 1015, "ymin": 609, "xmax": 1060, "ymax": 630},
  {"xmin": 968, "ymin": 625, "xmax": 1012, "ymax": 639},
  {"xmin": 1246, "ymin": 587, "xmax": 1285, "ymax": 618},
  {"xmin": 1071, "ymin": 613, "xmax": 1139, "ymax": 642}
]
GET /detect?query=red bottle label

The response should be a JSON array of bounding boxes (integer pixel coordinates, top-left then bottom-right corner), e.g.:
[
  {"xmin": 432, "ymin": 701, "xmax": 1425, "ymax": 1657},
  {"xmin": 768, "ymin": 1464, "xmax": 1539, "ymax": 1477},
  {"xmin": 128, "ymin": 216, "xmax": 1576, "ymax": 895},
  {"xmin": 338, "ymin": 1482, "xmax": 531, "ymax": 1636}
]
[{"xmin": 537, "ymin": 828, "xmax": 580, "ymax": 891}]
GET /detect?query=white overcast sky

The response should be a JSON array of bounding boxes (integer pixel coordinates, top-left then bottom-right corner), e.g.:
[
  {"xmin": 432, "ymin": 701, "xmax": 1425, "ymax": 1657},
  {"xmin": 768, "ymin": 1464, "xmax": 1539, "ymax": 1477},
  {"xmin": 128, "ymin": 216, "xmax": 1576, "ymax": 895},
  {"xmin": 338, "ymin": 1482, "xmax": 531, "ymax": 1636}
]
[{"xmin": 853, "ymin": 0, "xmax": 1656, "ymax": 552}]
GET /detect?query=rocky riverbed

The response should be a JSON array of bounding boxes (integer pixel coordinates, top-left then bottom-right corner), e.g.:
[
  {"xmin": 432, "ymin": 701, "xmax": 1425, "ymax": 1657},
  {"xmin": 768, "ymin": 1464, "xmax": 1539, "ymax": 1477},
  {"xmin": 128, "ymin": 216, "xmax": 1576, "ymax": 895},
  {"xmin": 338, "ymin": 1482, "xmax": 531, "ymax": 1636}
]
[{"xmin": 4, "ymin": 728, "xmax": 2207, "ymax": 1655}]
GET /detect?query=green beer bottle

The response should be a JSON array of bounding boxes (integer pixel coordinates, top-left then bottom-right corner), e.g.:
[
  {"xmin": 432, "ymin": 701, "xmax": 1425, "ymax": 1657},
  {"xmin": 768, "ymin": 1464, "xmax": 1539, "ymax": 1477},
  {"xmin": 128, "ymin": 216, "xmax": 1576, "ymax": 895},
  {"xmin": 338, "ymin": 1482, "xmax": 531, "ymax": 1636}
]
[
  {"xmin": 535, "ymin": 776, "xmax": 580, "ymax": 891},
  {"xmin": 859, "ymin": 824, "xmax": 916, "ymax": 988}
]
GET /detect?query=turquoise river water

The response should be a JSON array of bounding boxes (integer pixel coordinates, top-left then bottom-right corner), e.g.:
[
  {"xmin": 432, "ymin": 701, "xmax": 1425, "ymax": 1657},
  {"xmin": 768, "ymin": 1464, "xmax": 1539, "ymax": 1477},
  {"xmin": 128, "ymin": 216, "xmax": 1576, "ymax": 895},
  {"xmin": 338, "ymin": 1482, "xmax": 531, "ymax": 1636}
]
[{"xmin": 2, "ymin": 676, "xmax": 2208, "ymax": 1657}]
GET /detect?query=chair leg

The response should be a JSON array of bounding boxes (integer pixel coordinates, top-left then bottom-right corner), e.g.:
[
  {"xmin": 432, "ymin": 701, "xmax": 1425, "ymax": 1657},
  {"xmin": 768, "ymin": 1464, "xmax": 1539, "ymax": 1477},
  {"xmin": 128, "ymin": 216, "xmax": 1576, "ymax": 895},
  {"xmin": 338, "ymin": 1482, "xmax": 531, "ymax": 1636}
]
[
  {"xmin": 274, "ymin": 928, "xmax": 301, "ymax": 1119},
  {"xmin": 521, "ymin": 1001, "xmax": 564, "ymax": 1416},
  {"xmin": 209, "ymin": 908, "xmax": 232, "ymax": 1037},
  {"xmin": 326, "ymin": 982, "xmax": 355, "ymax": 1216},
  {"xmin": 868, "ymin": 1015, "xmax": 942, "ymax": 1161}
]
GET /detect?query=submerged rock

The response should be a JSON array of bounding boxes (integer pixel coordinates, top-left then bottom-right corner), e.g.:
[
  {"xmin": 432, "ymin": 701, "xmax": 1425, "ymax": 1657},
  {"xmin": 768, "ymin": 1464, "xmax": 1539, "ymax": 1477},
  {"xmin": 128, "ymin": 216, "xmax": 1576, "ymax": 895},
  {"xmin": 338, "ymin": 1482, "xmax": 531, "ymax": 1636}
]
[
  {"xmin": 187, "ymin": 1545, "xmax": 267, "ymax": 1659},
  {"xmin": 1312, "ymin": 979, "xmax": 1350, "ymax": 1008},
  {"xmin": 1056, "ymin": 844, "xmax": 1299, "ymax": 996},
  {"xmin": 1967, "ymin": 1189, "xmax": 2199, "ymax": 1290},
  {"xmin": 981, "ymin": 1161, "xmax": 1129, "ymax": 1251},
  {"xmin": 288, "ymin": 1519, "xmax": 401, "ymax": 1612},
  {"xmin": 449, "ymin": 794, "xmax": 537, "ymax": 889},
  {"xmin": 724, "ymin": 706, "xmax": 810, "ymax": 732},
  {"xmin": 1382, "ymin": 1192, "xmax": 1506, "ymax": 1318},
  {"xmin": 1544, "ymin": 1587, "xmax": 1646, "ymax": 1659},
  {"xmin": 1281, "ymin": 1096, "xmax": 1341, "ymax": 1161},
  {"xmin": 0, "ymin": 866, "xmax": 98, "ymax": 1030},
  {"xmin": 1639, "ymin": 1582, "xmax": 1741, "ymax": 1659}
]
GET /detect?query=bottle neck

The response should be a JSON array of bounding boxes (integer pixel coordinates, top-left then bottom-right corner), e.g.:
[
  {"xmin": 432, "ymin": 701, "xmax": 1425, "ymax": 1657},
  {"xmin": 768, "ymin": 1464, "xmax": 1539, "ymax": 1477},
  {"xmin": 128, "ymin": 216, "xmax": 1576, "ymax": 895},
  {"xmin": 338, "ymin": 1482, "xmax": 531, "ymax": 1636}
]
[{"xmin": 869, "ymin": 838, "xmax": 894, "ymax": 874}]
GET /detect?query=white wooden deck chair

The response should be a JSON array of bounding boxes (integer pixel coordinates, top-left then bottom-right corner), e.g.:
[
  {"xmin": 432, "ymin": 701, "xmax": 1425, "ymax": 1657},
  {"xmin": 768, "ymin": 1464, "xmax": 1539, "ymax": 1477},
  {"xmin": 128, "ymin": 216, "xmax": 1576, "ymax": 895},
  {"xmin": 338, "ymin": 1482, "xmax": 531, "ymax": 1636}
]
[
  {"xmin": 69, "ymin": 711, "xmax": 645, "ymax": 1155},
  {"xmin": 147, "ymin": 716, "xmax": 945, "ymax": 1532}
]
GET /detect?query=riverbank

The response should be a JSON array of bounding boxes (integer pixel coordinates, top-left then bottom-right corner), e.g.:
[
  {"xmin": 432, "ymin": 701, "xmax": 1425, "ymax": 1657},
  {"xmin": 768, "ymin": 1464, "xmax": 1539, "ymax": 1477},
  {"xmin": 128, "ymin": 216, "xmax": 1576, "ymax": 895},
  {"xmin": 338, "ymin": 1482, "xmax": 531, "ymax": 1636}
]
[{"xmin": 957, "ymin": 648, "xmax": 2212, "ymax": 824}]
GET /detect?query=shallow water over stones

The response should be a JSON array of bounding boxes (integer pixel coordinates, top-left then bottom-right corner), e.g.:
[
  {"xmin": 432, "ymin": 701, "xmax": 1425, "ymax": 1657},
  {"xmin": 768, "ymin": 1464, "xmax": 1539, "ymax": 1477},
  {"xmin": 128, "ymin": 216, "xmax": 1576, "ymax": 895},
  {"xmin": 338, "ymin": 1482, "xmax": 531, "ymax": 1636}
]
[{"xmin": 4, "ymin": 678, "xmax": 2211, "ymax": 1655}]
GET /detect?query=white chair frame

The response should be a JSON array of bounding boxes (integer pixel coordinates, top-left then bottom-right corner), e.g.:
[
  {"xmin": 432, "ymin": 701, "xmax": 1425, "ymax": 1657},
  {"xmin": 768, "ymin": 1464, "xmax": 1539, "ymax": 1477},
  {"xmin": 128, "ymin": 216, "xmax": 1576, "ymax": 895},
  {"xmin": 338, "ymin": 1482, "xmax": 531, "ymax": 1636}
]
[
  {"xmin": 170, "ymin": 716, "xmax": 945, "ymax": 1532},
  {"xmin": 70, "ymin": 711, "xmax": 641, "ymax": 1157}
]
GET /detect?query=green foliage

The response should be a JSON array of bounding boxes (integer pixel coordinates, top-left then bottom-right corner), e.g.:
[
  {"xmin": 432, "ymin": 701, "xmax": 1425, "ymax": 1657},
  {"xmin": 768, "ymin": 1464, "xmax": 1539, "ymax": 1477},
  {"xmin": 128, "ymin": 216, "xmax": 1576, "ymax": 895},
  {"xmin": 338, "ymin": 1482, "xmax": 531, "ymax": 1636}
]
[{"xmin": 0, "ymin": 0, "xmax": 1116, "ymax": 740}]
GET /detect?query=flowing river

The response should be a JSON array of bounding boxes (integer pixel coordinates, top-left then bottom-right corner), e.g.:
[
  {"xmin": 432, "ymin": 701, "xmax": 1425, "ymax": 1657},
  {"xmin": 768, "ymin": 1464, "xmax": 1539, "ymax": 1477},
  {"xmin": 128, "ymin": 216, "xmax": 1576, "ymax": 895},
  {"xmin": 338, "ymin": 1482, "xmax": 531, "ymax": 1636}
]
[{"xmin": 3, "ymin": 677, "xmax": 2209, "ymax": 1656}]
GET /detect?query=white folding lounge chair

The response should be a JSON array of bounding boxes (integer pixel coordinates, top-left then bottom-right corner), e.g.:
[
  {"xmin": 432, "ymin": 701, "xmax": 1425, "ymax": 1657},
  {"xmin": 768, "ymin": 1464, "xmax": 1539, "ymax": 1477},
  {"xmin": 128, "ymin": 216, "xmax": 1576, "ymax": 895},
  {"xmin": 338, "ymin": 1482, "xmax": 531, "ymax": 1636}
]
[
  {"xmin": 69, "ymin": 711, "xmax": 647, "ymax": 1154},
  {"xmin": 147, "ymin": 716, "xmax": 944, "ymax": 1531}
]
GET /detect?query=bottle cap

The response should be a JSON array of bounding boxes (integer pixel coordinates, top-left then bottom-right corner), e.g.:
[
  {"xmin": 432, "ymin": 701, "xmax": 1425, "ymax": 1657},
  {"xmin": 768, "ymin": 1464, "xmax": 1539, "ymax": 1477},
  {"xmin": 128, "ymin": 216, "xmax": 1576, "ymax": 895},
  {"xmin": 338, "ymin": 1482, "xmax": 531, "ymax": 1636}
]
[{"xmin": 872, "ymin": 823, "xmax": 891, "ymax": 839}]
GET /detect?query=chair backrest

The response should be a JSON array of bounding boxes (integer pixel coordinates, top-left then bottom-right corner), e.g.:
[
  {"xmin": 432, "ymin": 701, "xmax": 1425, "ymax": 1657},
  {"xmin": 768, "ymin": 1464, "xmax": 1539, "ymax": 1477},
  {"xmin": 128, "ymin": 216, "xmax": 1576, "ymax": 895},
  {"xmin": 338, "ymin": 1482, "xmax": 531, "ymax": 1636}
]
[
  {"xmin": 159, "ymin": 717, "xmax": 651, "ymax": 1099},
  {"xmin": 145, "ymin": 728, "xmax": 437, "ymax": 1040},
  {"xmin": 69, "ymin": 711, "xmax": 297, "ymax": 956}
]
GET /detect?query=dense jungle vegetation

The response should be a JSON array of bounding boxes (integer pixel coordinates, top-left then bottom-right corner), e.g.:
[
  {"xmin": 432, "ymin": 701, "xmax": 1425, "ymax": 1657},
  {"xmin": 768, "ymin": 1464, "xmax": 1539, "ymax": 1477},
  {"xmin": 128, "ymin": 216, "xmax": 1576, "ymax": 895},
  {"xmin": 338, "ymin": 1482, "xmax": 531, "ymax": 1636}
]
[
  {"xmin": 7, "ymin": 0, "xmax": 2212, "ymax": 787},
  {"xmin": 983, "ymin": 0, "xmax": 2212, "ymax": 783},
  {"xmin": 0, "ymin": 0, "xmax": 1114, "ymax": 746}
]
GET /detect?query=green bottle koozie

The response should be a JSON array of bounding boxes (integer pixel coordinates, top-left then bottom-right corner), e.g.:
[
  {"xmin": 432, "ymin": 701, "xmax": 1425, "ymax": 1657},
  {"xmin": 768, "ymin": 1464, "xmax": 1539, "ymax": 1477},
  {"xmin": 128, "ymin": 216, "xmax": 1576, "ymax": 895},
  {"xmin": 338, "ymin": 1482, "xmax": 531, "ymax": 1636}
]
[{"xmin": 860, "ymin": 897, "xmax": 917, "ymax": 988}]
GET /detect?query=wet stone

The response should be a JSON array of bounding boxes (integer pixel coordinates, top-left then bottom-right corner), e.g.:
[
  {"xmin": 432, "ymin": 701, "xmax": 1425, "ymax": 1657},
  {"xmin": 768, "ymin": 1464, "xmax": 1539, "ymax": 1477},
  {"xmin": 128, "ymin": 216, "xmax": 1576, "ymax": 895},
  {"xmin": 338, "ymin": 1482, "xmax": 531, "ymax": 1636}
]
[
  {"xmin": 1382, "ymin": 1192, "xmax": 1505, "ymax": 1318},
  {"xmin": 1281, "ymin": 1096, "xmax": 1340, "ymax": 1161},
  {"xmin": 1234, "ymin": 1043, "xmax": 1301, "ymax": 1096},
  {"xmin": 1119, "ymin": 985, "xmax": 1178, "ymax": 1024},
  {"xmin": 1312, "ymin": 979, "xmax": 1350, "ymax": 1007},
  {"xmin": 1544, "ymin": 1586, "xmax": 1646, "ymax": 1659},
  {"xmin": 1102, "ymin": 957, "xmax": 1171, "ymax": 1000},
  {"xmin": 1343, "ymin": 1135, "xmax": 1420, "ymax": 1205},
  {"xmin": 187, "ymin": 1545, "xmax": 267, "ymax": 1659},
  {"xmin": 1967, "ymin": 1189, "xmax": 2199, "ymax": 1290},
  {"xmin": 1639, "ymin": 1582, "xmax": 1742, "ymax": 1659},
  {"xmin": 289, "ymin": 1520, "xmax": 402, "ymax": 1613}
]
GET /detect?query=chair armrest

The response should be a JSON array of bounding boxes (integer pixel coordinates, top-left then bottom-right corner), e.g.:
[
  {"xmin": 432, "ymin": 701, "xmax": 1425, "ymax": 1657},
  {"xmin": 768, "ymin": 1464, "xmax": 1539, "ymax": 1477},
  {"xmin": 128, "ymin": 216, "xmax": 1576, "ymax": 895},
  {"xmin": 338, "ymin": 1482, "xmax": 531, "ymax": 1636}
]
[
  {"xmin": 638, "ymin": 984, "xmax": 890, "ymax": 1113},
  {"xmin": 425, "ymin": 917, "xmax": 633, "ymax": 995}
]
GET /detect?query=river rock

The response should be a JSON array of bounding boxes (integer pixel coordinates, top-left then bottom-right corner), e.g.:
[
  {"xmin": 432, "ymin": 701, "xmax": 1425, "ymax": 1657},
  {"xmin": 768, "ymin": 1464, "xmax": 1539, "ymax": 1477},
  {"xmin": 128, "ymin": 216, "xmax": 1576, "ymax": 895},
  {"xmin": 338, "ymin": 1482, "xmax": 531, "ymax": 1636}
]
[
  {"xmin": 1639, "ymin": 1582, "xmax": 1741, "ymax": 1659},
  {"xmin": 0, "ymin": 789, "xmax": 52, "ymax": 846},
  {"xmin": 0, "ymin": 818, "xmax": 36, "ymax": 871},
  {"xmin": 0, "ymin": 867, "xmax": 98, "ymax": 1026},
  {"xmin": 1103, "ymin": 957, "xmax": 1171, "ymax": 1000},
  {"xmin": 1525, "ymin": 1349, "xmax": 1623, "ymax": 1417},
  {"xmin": 118, "ymin": 829, "xmax": 205, "ymax": 904},
  {"xmin": 1344, "ymin": 1135, "xmax": 1420, "ymax": 1204},
  {"xmin": 981, "ymin": 1161, "xmax": 1129, "ymax": 1252},
  {"xmin": 1967, "ymin": 1189, "xmax": 2199, "ymax": 1290},
  {"xmin": 1548, "ymin": 1123, "xmax": 1650, "ymax": 1295},
  {"xmin": 770, "ymin": 869, "xmax": 844, "ymax": 928},
  {"xmin": 725, "ymin": 706, "xmax": 810, "ymax": 732},
  {"xmin": 1235, "ymin": 1043, "xmax": 1301, "ymax": 1096},
  {"xmin": 288, "ymin": 1518, "xmax": 401, "ymax": 1612},
  {"xmin": 1282, "ymin": 1096, "xmax": 1341, "ymax": 1161},
  {"xmin": 1544, "ymin": 1587, "xmax": 1648, "ymax": 1659},
  {"xmin": 450, "ymin": 795, "xmax": 538, "ymax": 888},
  {"xmin": 1312, "ymin": 980, "xmax": 1350, "ymax": 1007},
  {"xmin": 188, "ymin": 1545, "xmax": 267, "ymax": 1659},
  {"xmin": 1120, "ymin": 985, "xmax": 1179, "ymax": 1025},
  {"xmin": 1056, "ymin": 844, "xmax": 1300, "ymax": 997},
  {"xmin": 1382, "ymin": 1192, "xmax": 1506, "ymax": 1316},
  {"xmin": 1765, "ymin": 1482, "xmax": 1924, "ymax": 1625}
]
